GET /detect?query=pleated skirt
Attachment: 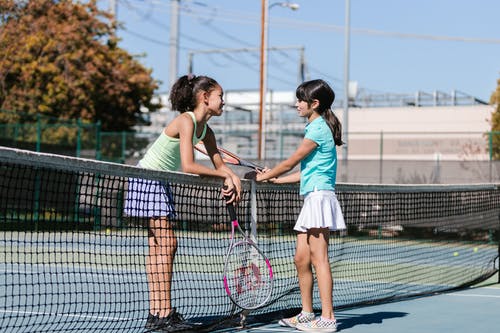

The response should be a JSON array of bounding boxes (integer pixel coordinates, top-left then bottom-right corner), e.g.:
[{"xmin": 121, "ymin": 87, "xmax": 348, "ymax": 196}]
[{"xmin": 294, "ymin": 190, "xmax": 346, "ymax": 232}]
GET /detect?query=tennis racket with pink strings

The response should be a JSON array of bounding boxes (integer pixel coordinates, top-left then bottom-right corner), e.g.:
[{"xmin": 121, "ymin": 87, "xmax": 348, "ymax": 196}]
[{"xmin": 222, "ymin": 200, "xmax": 273, "ymax": 309}]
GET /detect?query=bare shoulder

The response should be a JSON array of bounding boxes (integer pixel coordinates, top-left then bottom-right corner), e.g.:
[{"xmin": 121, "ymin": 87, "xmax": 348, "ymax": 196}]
[
  {"xmin": 177, "ymin": 112, "xmax": 195, "ymax": 124},
  {"xmin": 165, "ymin": 113, "xmax": 194, "ymax": 137}
]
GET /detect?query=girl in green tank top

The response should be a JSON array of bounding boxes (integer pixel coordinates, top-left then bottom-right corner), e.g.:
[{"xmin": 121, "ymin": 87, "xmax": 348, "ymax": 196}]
[{"xmin": 125, "ymin": 75, "xmax": 241, "ymax": 332}]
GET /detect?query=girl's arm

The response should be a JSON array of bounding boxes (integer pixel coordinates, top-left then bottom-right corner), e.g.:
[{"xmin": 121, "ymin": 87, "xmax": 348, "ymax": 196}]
[
  {"xmin": 271, "ymin": 171, "xmax": 300, "ymax": 184},
  {"xmin": 175, "ymin": 115, "xmax": 240, "ymax": 202},
  {"xmin": 256, "ymin": 138, "xmax": 317, "ymax": 182},
  {"xmin": 202, "ymin": 127, "xmax": 242, "ymax": 202}
]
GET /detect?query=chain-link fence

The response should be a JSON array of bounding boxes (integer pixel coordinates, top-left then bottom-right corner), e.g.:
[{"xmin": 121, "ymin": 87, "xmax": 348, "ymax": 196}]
[{"xmin": 1, "ymin": 109, "xmax": 499, "ymax": 184}]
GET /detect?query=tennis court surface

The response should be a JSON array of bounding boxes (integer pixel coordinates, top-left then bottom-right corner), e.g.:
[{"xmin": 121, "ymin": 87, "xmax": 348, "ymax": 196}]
[
  {"xmin": 1, "ymin": 146, "xmax": 499, "ymax": 332},
  {"xmin": 212, "ymin": 278, "xmax": 500, "ymax": 332}
]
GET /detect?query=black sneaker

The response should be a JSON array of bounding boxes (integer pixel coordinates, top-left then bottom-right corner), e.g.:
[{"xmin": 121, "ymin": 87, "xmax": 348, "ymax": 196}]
[
  {"xmin": 158, "ymin": 308, "xmax": 197, "ymax": 332},
  {"xmin": 145, "ymin": 313, "xmax": 159, "ymax": 330},
  {"xmin": 145, "ymin": 312, "xmax": 176, "ymax": 332}
]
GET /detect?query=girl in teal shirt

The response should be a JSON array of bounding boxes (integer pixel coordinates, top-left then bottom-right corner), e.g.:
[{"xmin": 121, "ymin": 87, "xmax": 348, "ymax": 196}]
[{"xmin": 256, "ymin": 79, "xmax": 345, "ymax": 332}]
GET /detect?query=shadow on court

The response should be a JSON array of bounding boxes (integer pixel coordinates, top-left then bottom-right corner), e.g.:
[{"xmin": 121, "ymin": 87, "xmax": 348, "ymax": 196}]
[
  {"xmin": 211, "ymin": 279, "xmax": 500, "ymax": 332},
  {"xmin": 336, "ymin": 311, "xmax": 408, "ymax": 331}
]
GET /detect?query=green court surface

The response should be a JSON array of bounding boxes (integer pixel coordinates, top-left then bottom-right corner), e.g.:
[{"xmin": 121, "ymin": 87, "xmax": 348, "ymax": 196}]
[{"xmin": 212, "ymin": 276, "xmax": 500, "ymax": 333}]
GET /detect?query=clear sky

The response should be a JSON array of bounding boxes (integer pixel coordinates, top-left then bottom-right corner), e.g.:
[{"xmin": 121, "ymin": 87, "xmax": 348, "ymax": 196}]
[{"xmin": 98, "ymin": 0, "xmax": 500, "ymax": 102}]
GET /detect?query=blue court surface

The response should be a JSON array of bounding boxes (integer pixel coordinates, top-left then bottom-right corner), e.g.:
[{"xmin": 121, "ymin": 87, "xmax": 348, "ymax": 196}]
[{"xmin": 213, "ymin": 276, "xmax": 500, "ymax": 333}]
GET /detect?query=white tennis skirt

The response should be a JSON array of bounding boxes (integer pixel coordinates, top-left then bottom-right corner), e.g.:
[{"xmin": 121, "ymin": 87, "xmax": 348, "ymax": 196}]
[
  {"xmin": 124, "ymin": 177, "xmax": 176, "ymax": 218},
  {"xmin": 294, "ymin": 190, "xmax": 346, "ymax": 232}
]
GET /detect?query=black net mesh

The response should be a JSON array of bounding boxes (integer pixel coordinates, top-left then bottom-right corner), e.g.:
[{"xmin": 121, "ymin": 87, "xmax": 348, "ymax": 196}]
[{"xmin": 0, "ymin": 147, "xmax": 498, "ymax": 332}]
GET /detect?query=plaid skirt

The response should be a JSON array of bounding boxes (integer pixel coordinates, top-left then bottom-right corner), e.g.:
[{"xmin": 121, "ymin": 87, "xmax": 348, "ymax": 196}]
[{"xmin": 124, "ymin": 177, "xmax": 176, "ymax": 218}]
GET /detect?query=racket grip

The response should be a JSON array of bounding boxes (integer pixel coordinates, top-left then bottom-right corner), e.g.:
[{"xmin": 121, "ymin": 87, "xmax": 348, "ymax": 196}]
[
  {"xmin": 223, "ymin": 185, "xmax": 238, "ymax": 221},
  {"xmin": 226, "ymin": 202, "xmax": 237, "ymax": 221}
]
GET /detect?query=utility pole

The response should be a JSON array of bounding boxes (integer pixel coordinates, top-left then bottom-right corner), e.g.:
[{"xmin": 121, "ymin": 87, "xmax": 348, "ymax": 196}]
[
  {"xmin": 342, "ymin": 0, "xmax": 351, "ymax": 180},
  {"xmin": 109, "ymin": 0, "xmax": 117, "ymax": 17},
  {"xmin": 258, "ymin": 1, "xmax": 299, "ymax": 160},
  {"xmin": 258, "ymin": 0, "xmax": 269, "ymax": 160},
  {"xmin": 169, "ymin": 0, "xmax": 180, "ymax": 89},
  {"xmin": 108, "ymin": 0, "xmax": 118, "ymax": 37}
]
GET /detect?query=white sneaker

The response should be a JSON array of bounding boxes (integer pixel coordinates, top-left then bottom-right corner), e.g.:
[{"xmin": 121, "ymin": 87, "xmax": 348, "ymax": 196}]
[
  {"xmin": 296, "ymin": 317, "xmax": 337, "ymax": 332},
  {"xmin": 278, "ymin": 311, "xmax": 315, "ymax": 328}
]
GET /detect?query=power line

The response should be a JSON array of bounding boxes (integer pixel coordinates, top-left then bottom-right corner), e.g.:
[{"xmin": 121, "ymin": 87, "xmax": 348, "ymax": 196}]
[
  {"xmin": 112, "ymin": 1, "xmax": 496, "ymax": 98},
  {"xmin": 122, "ymin": 28, "xmax": 169, "ymax": 47},
  {"xmin": 178, "ymin": 4, "xmax": 500, "ymax": 45},
  {"xmin": 116, "ymin": 0, "xmax": 500, "ymax": 45},
  {"xmin": 112, "ymin": 1, "xmax": 352, "ymax": 93}
]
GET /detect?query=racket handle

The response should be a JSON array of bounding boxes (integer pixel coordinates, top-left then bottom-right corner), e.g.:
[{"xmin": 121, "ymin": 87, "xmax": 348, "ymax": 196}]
[
  {"xmin": 226, "ymin": 202, "xmax": 237, "ymax": 221},
  {"xmin": 223, "ymin": 185, "xmax": 238, "ymax": 221}
]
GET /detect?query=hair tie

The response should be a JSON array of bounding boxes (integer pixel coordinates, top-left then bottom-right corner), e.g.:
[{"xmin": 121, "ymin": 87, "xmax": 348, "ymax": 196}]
[{"xmin": 187, "ymin": 73, "xmax": 196, "ymax": 86}]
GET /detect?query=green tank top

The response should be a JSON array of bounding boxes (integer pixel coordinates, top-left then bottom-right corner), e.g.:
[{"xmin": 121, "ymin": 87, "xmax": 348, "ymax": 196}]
[{"xmin": 139, "ymin": 112, "xmax": 207, "ymax": 171}]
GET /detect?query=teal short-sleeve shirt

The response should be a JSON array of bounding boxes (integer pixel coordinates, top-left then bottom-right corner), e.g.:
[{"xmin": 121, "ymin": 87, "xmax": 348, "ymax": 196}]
[{"xmin": 300, "ymin": 116, "xmax": 338, "ymax": 195}]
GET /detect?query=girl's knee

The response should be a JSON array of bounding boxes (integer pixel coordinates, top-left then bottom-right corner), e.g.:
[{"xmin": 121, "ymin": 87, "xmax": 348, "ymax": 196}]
[
  {"xmin": 294, "ymin": 253, "xmax": 310, "ymax": 269},
  {"xmin": 310, "ymin": 253, "xmax": 330, "ymax": 270},
  {"xmin": 149, "ymin": 229, "xmax": 177, "ymax": 251}
]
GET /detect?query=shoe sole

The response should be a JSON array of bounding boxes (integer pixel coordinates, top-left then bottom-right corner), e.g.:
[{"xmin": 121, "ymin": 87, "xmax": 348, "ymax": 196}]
[
  {"xmin": 279, "ymin": 319, "xmax": 316, "ymax": 328},
  {"xmin": 296, "ymin": 328, "xmax": 337, "ymax": 333},
  {"xmin": 278, "ymin": 319, "xmax": 296, "ymax": 328},
  {"xmin": 295, "ymin": 324, "xmax": 337, "ymax": 333}
]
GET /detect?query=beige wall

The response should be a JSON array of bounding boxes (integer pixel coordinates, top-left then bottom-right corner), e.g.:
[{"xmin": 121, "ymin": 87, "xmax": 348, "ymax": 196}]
[
  {"xmin": 341, "ymin": 105, "xmax": 493, "ymax": 132},
  {"xmin": 338, "ymin": 105, "xmax": 495, "ymax": 161}
]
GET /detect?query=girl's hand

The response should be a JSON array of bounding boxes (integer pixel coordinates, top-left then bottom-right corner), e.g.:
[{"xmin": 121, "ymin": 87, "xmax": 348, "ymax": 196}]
[
  {"xmin": 222, "ymin": 177, "xmax": 239, "ymax": 204},
  {"xmin": 255, "ymin": 168, "xmax": 272, "ymax": 182},
  {"xmin": 268, "ymin": 177, "xmax": 281, "ymax": 184},
  {"xmin": 230, "ymin": 174, "xmax": 242, "ymax": 203},
  {"xmin": 244, "ymin": 166, "xmax": 269, "ymax": 181}
]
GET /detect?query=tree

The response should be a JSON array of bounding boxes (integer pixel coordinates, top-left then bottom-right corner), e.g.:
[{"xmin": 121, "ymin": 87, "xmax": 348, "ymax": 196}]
[
  {"xmin": 490, "ymin": 78, "xmax": 500, "ymax": 160},
  {"xmin": 0, "ymin": 0, "xmax": 160, "ymax": 131}
]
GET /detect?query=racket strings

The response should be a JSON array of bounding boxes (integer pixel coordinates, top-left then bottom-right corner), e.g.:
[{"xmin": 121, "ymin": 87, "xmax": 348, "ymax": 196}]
[{"xmin": 224, "ymin": 242, "xmax": 272, "ymax": 309}]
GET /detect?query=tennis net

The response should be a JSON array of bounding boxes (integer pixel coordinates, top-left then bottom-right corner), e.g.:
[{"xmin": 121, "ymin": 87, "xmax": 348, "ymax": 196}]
[{"xmin": 0, "ymin": 146, "xmax": 499, "ymax": 332}]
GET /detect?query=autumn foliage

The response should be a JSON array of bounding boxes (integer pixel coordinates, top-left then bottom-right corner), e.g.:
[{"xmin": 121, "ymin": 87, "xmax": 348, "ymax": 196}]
[{"xmin": 0, "ymin": 0, "xmax": 159, "ymax": 131}]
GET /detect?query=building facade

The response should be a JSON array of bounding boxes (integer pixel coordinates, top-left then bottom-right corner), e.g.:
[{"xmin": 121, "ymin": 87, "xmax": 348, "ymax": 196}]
[{"xmin": 143, "ymin": 90, "xmax": 498, "ymax": 184}]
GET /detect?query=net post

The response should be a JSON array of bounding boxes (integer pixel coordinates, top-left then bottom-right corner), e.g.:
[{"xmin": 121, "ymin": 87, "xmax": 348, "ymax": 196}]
[
  {"xmin": 36, "ymin": 114, "xmax": 41, "ymax": 152},
  {"xmin": 76, "ymin": 118, "xmax": 81, "ymax": 157},
  {"xmin": 33, "ymin": 170, "xmax": 41, "ymax": 231},
  {"xmin": 250, "ymin": 179, "xmax": 258, "ymax": 243},
  {"xmin": 95, "ymin": 120, "xmax": 102, "ymax": 160},
  {"xmin": 240, "ymin": 309, "xmax": 250, "ymax": 328}
]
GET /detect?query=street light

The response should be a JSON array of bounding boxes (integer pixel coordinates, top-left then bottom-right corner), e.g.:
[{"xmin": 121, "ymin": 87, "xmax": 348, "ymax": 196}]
[
  {"xmin": 258, "ymin": 1, "xmax": 299, "ymax": 160},
  {"xmin": 270, "ymin": 2, "xmax": 300, "ymax": 10}
]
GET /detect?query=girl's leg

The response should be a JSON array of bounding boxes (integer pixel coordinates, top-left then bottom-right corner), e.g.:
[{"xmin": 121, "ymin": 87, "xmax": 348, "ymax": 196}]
[
  {"xmin": 295, "ymin": 232, "xmax": 314, "ymax": 312},
  {"xmin": 279, "ymin": 232, "xmax": 316, "ymax": 328},
  {"xmin": 147, "ymin": 217, "xmax": 177, "ymax": 317},
  {"xmin": 308, "ymin": 228, "xmax": 335, "ymax": 320}
]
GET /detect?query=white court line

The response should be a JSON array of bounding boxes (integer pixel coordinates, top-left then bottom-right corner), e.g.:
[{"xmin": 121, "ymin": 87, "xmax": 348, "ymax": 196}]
[
  {"xmin": 447, "ymin": 293, "xmax": 500, "ymax": 299},
  {"xmin": 0, "ymin": 268, "xmax": 147, "ymax": 283},
  {"xmin": 246, "ymin": 328, "xmax": 293, "ymax": 332},
  {"xmin": 0, "ymin": 309, "xmax": 130, "ymax": 321}
]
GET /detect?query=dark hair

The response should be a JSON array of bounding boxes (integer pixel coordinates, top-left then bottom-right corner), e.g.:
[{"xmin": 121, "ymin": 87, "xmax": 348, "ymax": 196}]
[
  {"xmin": 169, "ymin": 74, "xmax": 219, "ymax": 112},
  {"xmin": 296, "ymin": 79, "xmax": 343, "ymax": 146}
]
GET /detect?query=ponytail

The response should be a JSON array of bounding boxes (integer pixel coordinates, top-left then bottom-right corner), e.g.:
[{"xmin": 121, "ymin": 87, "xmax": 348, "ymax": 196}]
[{"xmin": 323, "ymin": 109, "xmax": 343, "ymax": 146}]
